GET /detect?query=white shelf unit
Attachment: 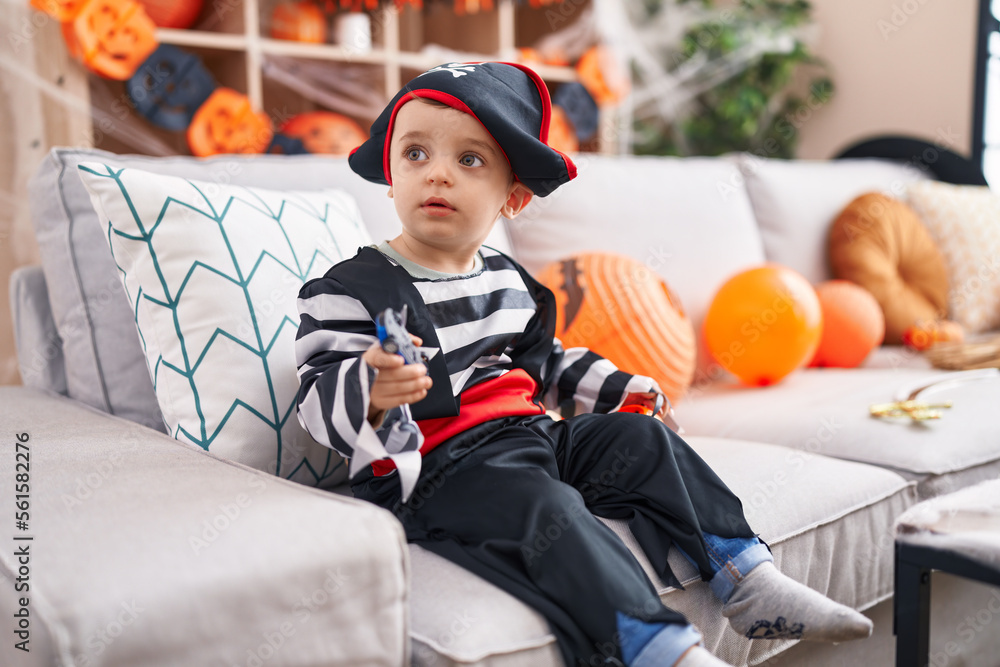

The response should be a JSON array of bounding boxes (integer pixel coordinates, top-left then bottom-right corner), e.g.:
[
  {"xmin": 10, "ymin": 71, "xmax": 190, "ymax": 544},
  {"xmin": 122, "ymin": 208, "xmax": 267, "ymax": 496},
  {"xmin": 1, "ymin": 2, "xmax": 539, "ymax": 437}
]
[{"xmin": 92, "ymin": 0, "xmax": 610, "ymax": 155}]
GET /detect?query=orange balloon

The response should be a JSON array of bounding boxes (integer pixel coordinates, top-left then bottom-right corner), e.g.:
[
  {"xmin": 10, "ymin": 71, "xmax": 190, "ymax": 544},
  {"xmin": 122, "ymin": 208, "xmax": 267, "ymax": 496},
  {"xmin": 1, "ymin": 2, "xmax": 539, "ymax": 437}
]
[
  {"xmin": 536, "ymin": 253, "xmax": 696, "ymax": 404},
  {"xmin": 187, "ymin": 88, "xmax": 274, "ymax": 156},
  {"xmin": 809, "ymin": 280, "xmax": 885, "ymax": 368},
  {"xmin": 704, "ymin": 265, "xmax": 823, "ymax": 386}
]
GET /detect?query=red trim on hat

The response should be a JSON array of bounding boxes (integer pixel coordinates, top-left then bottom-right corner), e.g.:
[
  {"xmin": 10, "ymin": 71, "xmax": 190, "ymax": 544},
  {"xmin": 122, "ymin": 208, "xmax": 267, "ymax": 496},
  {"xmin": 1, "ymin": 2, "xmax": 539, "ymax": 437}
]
[
  {"xmin": 380, "ymin": 89, "xmax": 514, "ymax": 186},
  {"xmin": 494, "ymin": 62, "xmax": 580, "ymax": 187},
  {"xmin": 554, "ymin": 148, "xmax": 578, "ymax": 182}
]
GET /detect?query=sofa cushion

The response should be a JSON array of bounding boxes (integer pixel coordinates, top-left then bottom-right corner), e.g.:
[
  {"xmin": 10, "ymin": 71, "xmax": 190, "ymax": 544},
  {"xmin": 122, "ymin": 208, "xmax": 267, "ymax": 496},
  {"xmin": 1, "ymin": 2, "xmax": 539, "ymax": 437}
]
[
  {"xmin": 408, "ymin": 545, "xmax": 563, "ymax": 666},
  {"xmin": 505, "ymin": 154, "xmax": 766, "ymax": 335},
  {"xmin": 678, "ymin": 365, "xmax": 1000, "ymax": 499},
  {"xmin": 0, "ymin": 387, "xmax": 409, "ymax": 667},
  {"xmin": 828, "ymin": 193, "xmax": 950, "ymax": 344},
  {"xmin": 406, "ymin": 436, "xmax": 915, "ymax": 667},
  {"xmin": 77, "ymin": 163, "xmax": 365, "ymax": 488},
  {"xmin": 740, "ymin": 156, "xmax": 927, "ymax": 285},
  {"xmin": 905, "ymin": 180, "xmax": 1000, "ymax": 334},
  {"xmin": 26, "ymin": 147, "xmax": 513, "ymax": 430}
]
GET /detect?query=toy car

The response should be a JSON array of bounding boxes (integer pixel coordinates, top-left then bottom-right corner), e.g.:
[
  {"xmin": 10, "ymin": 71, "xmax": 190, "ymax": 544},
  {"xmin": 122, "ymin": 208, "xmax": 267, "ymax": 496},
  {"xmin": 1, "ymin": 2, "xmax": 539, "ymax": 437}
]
[{"xmin": 376, "ymin": 305, "xmax": 429, "ymax": 366}]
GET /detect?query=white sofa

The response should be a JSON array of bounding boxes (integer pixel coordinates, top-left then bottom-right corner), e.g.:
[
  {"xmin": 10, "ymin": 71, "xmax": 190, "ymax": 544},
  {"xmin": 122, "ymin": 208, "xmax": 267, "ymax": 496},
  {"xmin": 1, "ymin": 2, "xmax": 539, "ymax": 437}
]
[{"xmin": 4, "ymin": 146, "xmax": 999, "ymax": 666}]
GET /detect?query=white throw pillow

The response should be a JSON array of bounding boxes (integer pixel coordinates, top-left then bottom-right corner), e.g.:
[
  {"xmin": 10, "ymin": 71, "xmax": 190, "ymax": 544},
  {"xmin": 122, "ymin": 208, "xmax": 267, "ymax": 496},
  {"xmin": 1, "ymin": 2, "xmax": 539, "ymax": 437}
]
[
  {"xmin": 740, "ymin": 156, "xmax": 928, "ymax": 285},
  {"xmin": 906, "ymin": 180, "xmax": 1000, "ymax": 334},
  {"xmin": 77, "ymin": 162, "xmax": 372, "ymax": 488}
]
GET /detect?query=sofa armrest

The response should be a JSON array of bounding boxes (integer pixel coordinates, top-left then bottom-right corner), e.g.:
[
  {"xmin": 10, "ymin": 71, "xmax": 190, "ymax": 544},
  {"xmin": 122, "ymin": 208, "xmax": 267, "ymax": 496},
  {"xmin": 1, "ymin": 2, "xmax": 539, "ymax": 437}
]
[
  {"xmin": 0, "ymin": 387, "xmax": 409, "ymax": 667},
  {"xmin": 9, "ymin": 266, "xmax": 67, "ymax": 395}
]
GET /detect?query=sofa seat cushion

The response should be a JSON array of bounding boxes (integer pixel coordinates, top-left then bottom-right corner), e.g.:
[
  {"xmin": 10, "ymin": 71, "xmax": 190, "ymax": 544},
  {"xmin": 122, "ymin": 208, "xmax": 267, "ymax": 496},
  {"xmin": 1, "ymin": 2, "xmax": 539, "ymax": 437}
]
[
  {"xmin": 408, "ymin": 545, "xmax": 563, "ymax": 666},
  {"xmin": 405, "ymin": 436, "xmax": 914, "ymax": 667},
  {"xmin": 678, "ymin": 366, "xmax": 1000, "ymax": 498},
  {"xmin": 0, "ymin": 387, "xmax": 409, "ymax": 667}
]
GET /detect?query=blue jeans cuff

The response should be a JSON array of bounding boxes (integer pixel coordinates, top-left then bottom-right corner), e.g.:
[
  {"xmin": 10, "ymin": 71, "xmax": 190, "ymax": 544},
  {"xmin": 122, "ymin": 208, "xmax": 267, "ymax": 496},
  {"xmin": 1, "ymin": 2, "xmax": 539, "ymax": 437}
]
[
  {"xmin": 708, "ymin": 543, "xmax": 774, "ymax": 603},
  {"xmin": 629, "ymin": 623, "xmax": 702, "ymax": 667}
]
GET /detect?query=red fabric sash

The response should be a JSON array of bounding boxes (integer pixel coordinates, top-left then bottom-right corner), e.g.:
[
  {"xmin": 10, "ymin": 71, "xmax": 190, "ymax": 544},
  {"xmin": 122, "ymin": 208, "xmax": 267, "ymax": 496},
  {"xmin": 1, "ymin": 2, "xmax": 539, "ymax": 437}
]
[{"xmin": 371, "ymin": 368, "xmax": 543, "ymax": 476}]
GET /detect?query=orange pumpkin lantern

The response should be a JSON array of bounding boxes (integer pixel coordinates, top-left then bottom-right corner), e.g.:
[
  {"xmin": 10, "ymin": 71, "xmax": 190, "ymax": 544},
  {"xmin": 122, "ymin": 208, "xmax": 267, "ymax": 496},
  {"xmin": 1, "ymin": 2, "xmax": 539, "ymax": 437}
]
[
  {"xmin": 518, "ymin": 47, "xmax": 542, "ymax": 64},
  {"xmin": 808, "ymin": 280, "xmax": 885, "ymax": 368},
  {"xmin": 280, "ymin": 111, "xmax": 367, "ymax": 156},
  {"xmin": 31, "ymin": 0, "xmax": 89, "ymax": 21},
  {"xmin": 547, "ymin": 106, "xmax": 579, "ymax": 154},
  {"xmin": 576, "ymin": 45, "xmax": 629, "ymax": 107},
  {"xmin": 187, "ymin": 88, "xmax": 274, "ymax": 156},
  {"xmin": 703, "ymin": 265, "xmax": 823, "ymax": 387},
  {"xmin": 536, "ymin": 253, "xmax": 696, "ymax": 404},
  {"xmin": 62, "ymin": 0, "xmax": 158, "ymax": 80},
  {"xmin": 271, "ymin": 2, "xmax": 327, "ymax": 43},
  {"xmin": 902, "ymin": 319, "xmax": 965, "ymax": 351},
  {"xmin": 136, "ymin": 0, "xmax": 204, "ymax": 29}
]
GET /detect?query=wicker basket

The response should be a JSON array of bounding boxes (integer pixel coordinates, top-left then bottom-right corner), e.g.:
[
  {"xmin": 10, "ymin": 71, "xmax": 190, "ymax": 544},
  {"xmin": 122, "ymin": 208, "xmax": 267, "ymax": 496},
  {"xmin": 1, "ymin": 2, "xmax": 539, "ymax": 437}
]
[{"xmin": 923, "ymin": 335, "xmax": 1000, "ymax": 370}]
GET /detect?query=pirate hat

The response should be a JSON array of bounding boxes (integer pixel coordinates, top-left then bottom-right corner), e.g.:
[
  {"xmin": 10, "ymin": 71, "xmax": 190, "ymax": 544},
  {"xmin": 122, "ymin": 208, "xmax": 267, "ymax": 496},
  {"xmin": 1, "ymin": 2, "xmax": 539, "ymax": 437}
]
[{"xmin": 348, "ymin": 62, "xmax": 577, "ymax": 197}]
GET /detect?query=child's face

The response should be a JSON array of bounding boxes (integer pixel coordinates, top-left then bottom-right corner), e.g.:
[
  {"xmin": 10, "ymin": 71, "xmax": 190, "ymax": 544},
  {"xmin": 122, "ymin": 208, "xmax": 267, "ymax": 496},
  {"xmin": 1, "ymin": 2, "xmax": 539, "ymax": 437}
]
[{"xmin": 387, "ymin": 100, "xmax": 531, "ymax": 257}]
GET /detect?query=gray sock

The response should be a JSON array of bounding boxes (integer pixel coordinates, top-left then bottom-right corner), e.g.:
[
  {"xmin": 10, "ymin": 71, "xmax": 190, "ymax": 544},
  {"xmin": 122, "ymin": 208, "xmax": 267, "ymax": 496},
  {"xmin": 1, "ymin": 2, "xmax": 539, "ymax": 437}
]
[
  {"xmin": 721, "ymin": 562, "xmax": 873, "ymax": 642},
  {"xmin": 674, "ymin": 645, "xmax": 732, "ymax": 666}
]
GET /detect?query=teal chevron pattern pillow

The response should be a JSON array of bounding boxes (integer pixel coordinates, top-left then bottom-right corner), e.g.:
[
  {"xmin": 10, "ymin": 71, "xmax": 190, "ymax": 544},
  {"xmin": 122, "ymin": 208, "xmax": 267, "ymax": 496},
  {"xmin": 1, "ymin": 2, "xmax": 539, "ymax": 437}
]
[{"xmin": 77, "ymin": 162, "xmax": 371, "ymax": 488}]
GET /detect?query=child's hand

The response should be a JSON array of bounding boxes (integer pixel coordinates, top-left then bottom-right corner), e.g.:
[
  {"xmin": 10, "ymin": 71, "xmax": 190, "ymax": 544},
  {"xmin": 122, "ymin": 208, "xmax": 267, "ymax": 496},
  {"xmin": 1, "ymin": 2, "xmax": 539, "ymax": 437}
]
[
  {"xmin": 622, "ymin": 391, "xmax": 663, "ymax": 418},
  {"xmin": 362, "ymin": 335, "xmax": 432, "ymax": 425},
  {"xmin": 621, "ymin": 391, "xmax": 683, "ymax": 433}
]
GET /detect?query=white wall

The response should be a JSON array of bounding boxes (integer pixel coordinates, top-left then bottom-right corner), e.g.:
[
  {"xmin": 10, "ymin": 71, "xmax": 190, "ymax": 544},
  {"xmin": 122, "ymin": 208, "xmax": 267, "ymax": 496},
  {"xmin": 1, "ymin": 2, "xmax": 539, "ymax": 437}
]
[{"xmin": 796, "ymin": 0, "xmax": 979, "ymax": 160}]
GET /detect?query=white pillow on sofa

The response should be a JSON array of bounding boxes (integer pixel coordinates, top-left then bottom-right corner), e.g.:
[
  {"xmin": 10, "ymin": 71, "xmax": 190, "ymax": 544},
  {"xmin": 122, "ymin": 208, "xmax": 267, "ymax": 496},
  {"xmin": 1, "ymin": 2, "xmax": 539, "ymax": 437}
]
[
  {"xmin": 740, "ymin": 156, "xmax": 928, "ymax": 285},
  {"xmin": 77, "ymin": 162, "xmax": 371, "ymax": 488}
]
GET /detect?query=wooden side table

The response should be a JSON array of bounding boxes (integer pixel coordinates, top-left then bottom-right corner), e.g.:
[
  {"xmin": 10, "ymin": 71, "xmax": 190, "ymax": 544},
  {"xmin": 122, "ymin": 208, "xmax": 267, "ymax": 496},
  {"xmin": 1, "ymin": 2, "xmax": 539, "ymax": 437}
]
[{"xmin": 894, "ymin": 479, "xmax": 1000, "ymax": 667}]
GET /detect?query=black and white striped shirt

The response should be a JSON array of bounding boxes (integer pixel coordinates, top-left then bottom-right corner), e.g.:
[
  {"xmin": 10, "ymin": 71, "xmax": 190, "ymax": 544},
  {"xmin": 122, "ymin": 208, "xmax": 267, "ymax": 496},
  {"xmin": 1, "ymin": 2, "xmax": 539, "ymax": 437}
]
[{"xmin": 295, "ymin": 245, "xmax": 657, "ymax": 485}]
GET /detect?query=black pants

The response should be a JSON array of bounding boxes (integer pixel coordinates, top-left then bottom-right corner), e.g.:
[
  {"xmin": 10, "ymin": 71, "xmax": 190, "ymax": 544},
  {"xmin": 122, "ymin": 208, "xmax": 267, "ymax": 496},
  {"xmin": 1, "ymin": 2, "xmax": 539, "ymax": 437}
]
[{"xmin": 351, "ymin": 412, "xmax": 756, "ymax": 667}]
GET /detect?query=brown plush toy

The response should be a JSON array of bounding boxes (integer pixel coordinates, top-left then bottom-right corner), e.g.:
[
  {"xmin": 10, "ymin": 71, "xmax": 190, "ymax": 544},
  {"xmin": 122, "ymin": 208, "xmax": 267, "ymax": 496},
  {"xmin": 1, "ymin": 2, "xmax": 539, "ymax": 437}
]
[{"xmin": 828, "ymin": 192, "xmax": 952, "ymax": 345}]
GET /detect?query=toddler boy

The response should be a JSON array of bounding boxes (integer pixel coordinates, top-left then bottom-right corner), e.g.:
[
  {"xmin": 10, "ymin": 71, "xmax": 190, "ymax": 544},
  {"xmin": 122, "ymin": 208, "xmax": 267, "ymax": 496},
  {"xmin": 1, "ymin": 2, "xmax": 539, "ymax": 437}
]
[{"xmin": 295, "ymin": 62, "xmax": 871, "ymax": 667}]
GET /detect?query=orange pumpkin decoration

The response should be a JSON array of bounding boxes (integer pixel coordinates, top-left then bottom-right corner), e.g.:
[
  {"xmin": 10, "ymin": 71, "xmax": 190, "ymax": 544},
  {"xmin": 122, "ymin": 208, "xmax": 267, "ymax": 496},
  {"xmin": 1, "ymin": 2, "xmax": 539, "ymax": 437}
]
[
  {"xmin": 518, "ymin": 48, "xmax": 542, "ymax": 64},
  {"xmin": 31, "ymin": 0, "xmax": 89, "ymax": 21},
  {"xmin": 280, "ymin": 111, "xmax": 367, "ymax": 156},
  {"xmin": 536, "ymin": 253, "xmax": 696, "ymax": 404},
  {"xmin": 547, "ymin": 106, "xmax": 578, "ymax": 154},
  {"xmin": 902, "ymin": 319, "xmax": 965, "ymax": 351},
  {"xmin": 704, "ymin": 265, "xmax": 823, "ymax": 387},
  {"xmin": 136, "ymin": 0, "xmax": 204, "ymax": 29},
  {"xmin": 187, "ymin": 88, "xmax": 274, "ymax": 156},
  {"xmin": 575, "ymin": 45, "xmax": 629, "ymax": 107},
  {"xmin": 271, "ymin": 2, "xmax": 327, "ymax": 43},
  {"xmin": 808, "ymin": 280, "xmax": 885, "ymax": 368},
  {"xmin": 62, "ymin": 0, "xmax": 158, "ymax": 80}
]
